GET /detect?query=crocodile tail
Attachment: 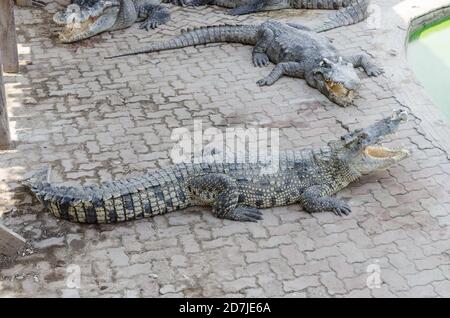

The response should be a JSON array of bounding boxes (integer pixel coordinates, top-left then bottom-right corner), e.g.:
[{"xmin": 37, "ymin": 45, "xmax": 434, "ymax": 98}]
[
  {"xmin": 22, "ymin": 167, "xmax": 190, "ymax": 224},
  {"xmin": 20, "ymin": 166, "xmax": 52, "ymax": 189},
  {"xmin": 21, "ymin": 167, "xmax": 102, "ymax": 223},
  {"xmin": 106, "ymin": 24, "xmax": 259, "ymax": 59},
  {"xmin": 314, "ymin": 0, "xmax": 371, "ymax": 33}
]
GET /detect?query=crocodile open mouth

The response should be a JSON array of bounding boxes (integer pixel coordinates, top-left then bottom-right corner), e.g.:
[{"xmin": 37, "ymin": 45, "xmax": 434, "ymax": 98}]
[
  {"xmin": 325, "ymin": 80, "xmax": 354, "ymax": 101},
  {"xmin": 59, "ymin": 17, "xmax": 98, "ymax": 42},
  {"xmin": 55, "ymin": 4, "xmax": 119, "ymax": 43},
  {"xmin": 364, "ymin": 145, "xmax": 409, "ymax": 160}
]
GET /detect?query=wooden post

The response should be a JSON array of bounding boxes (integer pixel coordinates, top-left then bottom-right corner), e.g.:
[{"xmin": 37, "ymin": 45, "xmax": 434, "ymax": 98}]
[
  {"xmin": 0, "ymin": 223, "xmax": 26, "ymax": 257},
  {"xmin": 0, "ymin": 63, "xmax": 11, "ymax": 150},
  {"xmin": 0, "ymin": 0, "xmax": 19, "ymax": 73}
]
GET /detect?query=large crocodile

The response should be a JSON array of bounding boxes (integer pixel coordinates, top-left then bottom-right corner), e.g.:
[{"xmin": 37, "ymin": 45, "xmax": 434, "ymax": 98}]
[
  {"xmin": 53, "ymin": 0, "xmax": 171, "ymax": 43},
  {"xmin": 107, "ymin": 20, "xmax": 383, "ymax": 106},
  {"xmin": 167, "ymin": 0, "xmax": 370, "ymax": 32},
  {"xmin": 22, "ymin": 110, "xmax": 409, "ymax": 224}
]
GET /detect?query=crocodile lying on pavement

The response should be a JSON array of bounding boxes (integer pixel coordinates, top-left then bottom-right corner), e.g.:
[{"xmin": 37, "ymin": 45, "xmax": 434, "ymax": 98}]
[
  {"xmin": 53, "ymin": 0, "xmax": 170, "ymax": 43},
  {"xmin": 22, "ymin": 110, "xmax": 409, "ymax": 224},
  {"xmin": 167, "ymin": 0, "xmax": 370, "ymax": 32},
  {"xmin": 108, "ymin": 20, "xmax": 383, "ymax": 106}
]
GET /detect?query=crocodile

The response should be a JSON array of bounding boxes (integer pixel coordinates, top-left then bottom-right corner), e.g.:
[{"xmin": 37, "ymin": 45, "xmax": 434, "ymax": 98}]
[
  {"xmin": 22, "ymin": 110, "xmax": 409, "ymax": 224},
  {"xmin": 107, "ymin": 20, "xmax": 383, "ymax": 106},
  {"xmin": 53, "ymin": 0, "xmax": 170, "ymax": 43},
  {"xmin": 166, "ymin": 0, "xmax": 370, "ymax": 32}
]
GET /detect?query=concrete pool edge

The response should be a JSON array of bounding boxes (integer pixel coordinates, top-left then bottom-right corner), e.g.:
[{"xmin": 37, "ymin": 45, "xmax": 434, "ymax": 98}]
[
  {"xmin": 407, "ymin": 4, "xmax": 450, "ymax": 35},
  {"xmin": 392, "ymin": 0, "xmax": 450, "ymax": 157}
]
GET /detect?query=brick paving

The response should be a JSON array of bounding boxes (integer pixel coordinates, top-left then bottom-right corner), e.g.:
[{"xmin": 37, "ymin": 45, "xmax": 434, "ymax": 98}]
[{"xmin": 0, "ymin": 0, "xmax": 449, "ymax": 297}]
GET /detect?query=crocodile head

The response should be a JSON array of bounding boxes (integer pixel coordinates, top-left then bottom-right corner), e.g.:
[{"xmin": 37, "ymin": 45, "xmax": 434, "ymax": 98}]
[
  {"xmin": 53, "ymin": 0, "xmax": 120, "ymax": 43},
  {"xmin": 333, "ymin": 110, "xmax": 410, "ymax": 175},
  {"xmin": 309, "ymin": 57, "xmax": 360, "ymax": 107}
]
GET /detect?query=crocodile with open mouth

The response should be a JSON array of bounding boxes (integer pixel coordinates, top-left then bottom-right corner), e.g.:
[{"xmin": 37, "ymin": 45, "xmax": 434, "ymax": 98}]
[
  {"xmin": 107, "ymin": 20, "xmax": 383, "ymax": 106},
  {"xmin": 53, "ymin": 0, "xmax": 171, "ymax": 43},
  {"xmin": 22, "ymin": 110, "xmax": 409, "ymax": 224}
]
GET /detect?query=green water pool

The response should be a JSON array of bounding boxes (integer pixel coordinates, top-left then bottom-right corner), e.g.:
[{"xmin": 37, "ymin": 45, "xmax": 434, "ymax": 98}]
[{"xmin": 408, "ymin": 16, "xmax": 450, "ymax": 118}]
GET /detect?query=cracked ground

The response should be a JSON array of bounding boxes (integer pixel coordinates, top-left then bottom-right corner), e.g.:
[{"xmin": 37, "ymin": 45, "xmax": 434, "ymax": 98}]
[{"xmin": 1, "ymin": 0, "xmax": 450, "ymax": 297}]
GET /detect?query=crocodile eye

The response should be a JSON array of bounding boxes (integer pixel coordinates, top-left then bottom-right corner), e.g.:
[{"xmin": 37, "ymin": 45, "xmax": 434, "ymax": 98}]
[{"xmin": 357, "ymin": 132, "xmax": 368, "ymax": 143}]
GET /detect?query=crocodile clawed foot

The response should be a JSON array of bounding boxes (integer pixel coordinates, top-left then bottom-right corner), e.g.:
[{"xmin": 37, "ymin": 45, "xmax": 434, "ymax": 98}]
[
  {"xmin": 252, "ymin": 53, "xmax": 269, "ymax": 67},
  {"xmin": 332, "ymin": 201, "xmax": 351, "ymax": 217},
  {"xmin": 228, "ymin": 206, "xmax": 263, "ymax": 222},
  {"xmin": 367, "ymin": 66, "xmax": 384, "ymax": 77},
  {"xmin": 256, "ymin": 76, "xmax": 274, "ymax": 87},
  {"xmin": 140, "ymin": 20, "xmax": 159, "ymax": 31}
]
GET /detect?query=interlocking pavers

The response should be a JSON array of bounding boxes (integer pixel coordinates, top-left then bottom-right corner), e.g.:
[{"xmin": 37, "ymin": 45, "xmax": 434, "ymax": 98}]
[{"xmin": 0, "ymin": 0, "xmax": 449, "ymax": 297}]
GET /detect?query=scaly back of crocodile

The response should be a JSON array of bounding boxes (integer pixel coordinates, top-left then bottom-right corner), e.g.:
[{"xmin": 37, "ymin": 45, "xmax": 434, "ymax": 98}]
[{"xmin": 22, "ymin": 147, "xmax": 334, "ymax": 224}]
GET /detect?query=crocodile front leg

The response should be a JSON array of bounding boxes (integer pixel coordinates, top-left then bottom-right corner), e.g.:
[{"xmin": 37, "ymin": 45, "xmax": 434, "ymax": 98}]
[
  {"xmin": 252, "ymin": 26, "xmax": 274, "ymax": 67},
  {"xmin": 257, "ymin": 62, "xmax": 305, "ymax": 86},
  {"xmin": 189, "ymin": 174, "xmax": 263, "ymax": 222},
  {"xmin": 346, "ymin": 54, "xmax": 384, "ymax": 77},
  {"xmin": 111, "ymin": 0, "xmax": 138, "ymax": 31},
  {"xmin": 139, "ymin": 5, "xmax": 171, "ymax": 31},
  {"xmin": 299, "ymin": 185, "xmax": 351, "ymax": 217}
]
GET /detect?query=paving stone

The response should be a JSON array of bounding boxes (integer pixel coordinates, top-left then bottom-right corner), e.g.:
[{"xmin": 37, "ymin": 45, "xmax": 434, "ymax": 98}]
[
  {"xmin": 371, "ymin": 285, "xmax": 397, "ymax": 298},
  {"xmin": 34, "ymin": 237, "xmax": 65, "ymax": 249},
  {"xmin": 432, "ymin": 280, "xmax": 450, "ymax": 297},
  {"xmin": 327, "ymin": 256, "xmax": 356, "ymax": 279},
  {"xmin": 245, "ymin": 248, "xmax": 281, "ymax": 263},
  {"xmin": 306, "ymin": 246, "xmax": 341, "ymax": 261},
  {"xmin": 269, "ymin": 258, "xmax": 295, "ymax": 280},
  {"xmin": 283, "ymin": 275, "xmax": 320, "ymax": 292},
  {"xmin": 396, "ymin": 285, "xmax": 438, "ymax": 298},
  {"xmin": 346, "ymin": 289, "xmax": 371, "ymax": 298},
  {"xmin": 386, "ymin": 253, "xmax": 417, "ymax": 275},
  {"xmin": 280, "ymin": 244, "xmax": 306, "ymax": 265},
  {"xmin": 319, "ymin": 272, "xmax": 347, "ymax": 295},
  {"xmin": 61, "ymin": 289, "xmax": 81, "ymax": 298},
  {"xmin": 337, "ymin": 242, "xmax": 366, "ymax": 263},
  {"xmin": 106, "ymin": 248, "xmax": 129, "ymax": 267},
  {"xmin": 116, "ymin": 263, "xmax": 151, "ymax": 278},
  {"xmin": 222, "ymin": 277, "xmax": 257, "ymax": 293},
  {"xmin": 405, "ymin": 269, "xmax": 446, "ymax": 287},
  {"xmin": 257, "ymin": 273, "xmax": 284, "ymax": 297}
]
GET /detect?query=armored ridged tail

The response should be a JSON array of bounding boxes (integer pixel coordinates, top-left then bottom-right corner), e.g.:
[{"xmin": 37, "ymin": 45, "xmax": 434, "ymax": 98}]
[
  {"xmin": 314, "ymin": 0, "xmax": 371, "ymax": 32},
  {"xmin": 106, "ymin": 25, "xmax": 258, "ymax": 59},
  {"xmin": 21, "ymin": 166, "xmax": 191, "ymax": 224}
]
